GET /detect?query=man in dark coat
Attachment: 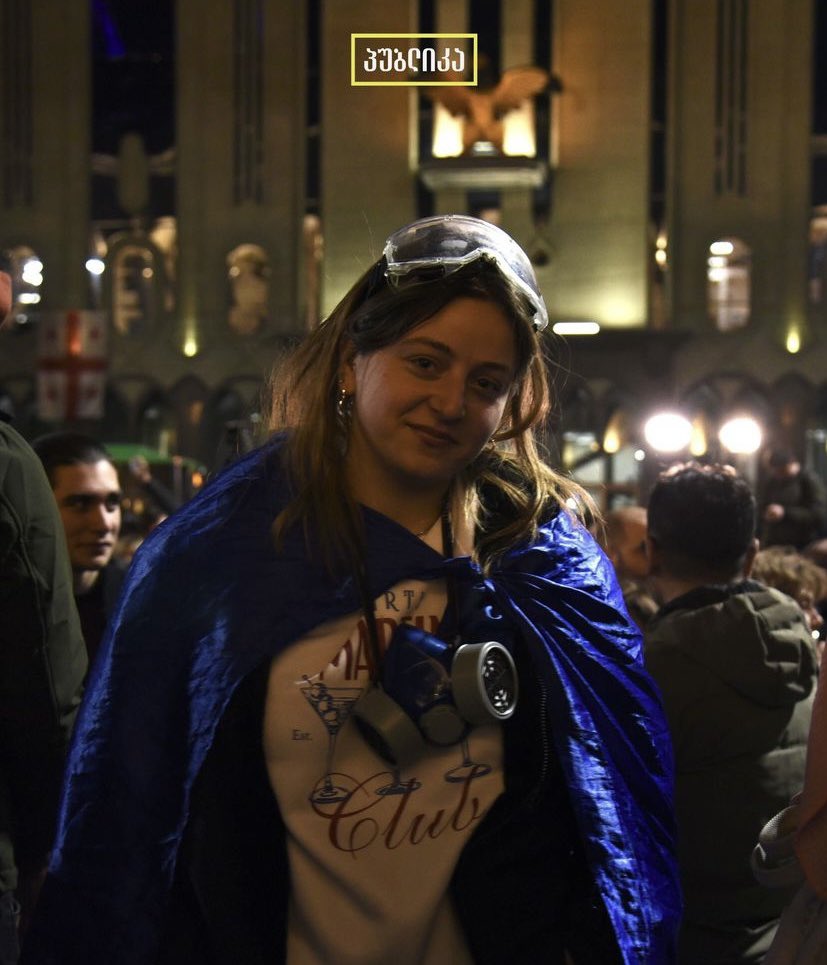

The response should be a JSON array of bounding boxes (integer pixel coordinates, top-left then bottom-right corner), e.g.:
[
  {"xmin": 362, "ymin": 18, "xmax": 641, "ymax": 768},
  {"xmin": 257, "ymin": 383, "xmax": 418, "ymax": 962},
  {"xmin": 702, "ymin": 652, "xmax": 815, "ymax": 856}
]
[
  {"xmin": 0, "ymin": 254, "xmax": 87, "ymax": 963},
  {"xmin": 759, "ymin": 448, "xmax": 827, "ymax": 549},
  {"xmin": 645, "ymin": 462, "xmax": 817, "ymax": 964}
]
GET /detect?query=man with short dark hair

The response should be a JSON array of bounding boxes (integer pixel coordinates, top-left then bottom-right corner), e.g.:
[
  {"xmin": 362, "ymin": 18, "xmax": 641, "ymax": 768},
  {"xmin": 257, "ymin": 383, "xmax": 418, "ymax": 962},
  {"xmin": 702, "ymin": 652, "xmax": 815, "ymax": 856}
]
[
  {"xmin": 0, "ymin": 256, "xmax": 86, "ymax": 961},
  {"xmin": 645, "ymin": 462, "xmax": 817, "ymax": 964},
  {"xmin": 32, "ymin": 433, "xmax": 126, "ymax": 666}
]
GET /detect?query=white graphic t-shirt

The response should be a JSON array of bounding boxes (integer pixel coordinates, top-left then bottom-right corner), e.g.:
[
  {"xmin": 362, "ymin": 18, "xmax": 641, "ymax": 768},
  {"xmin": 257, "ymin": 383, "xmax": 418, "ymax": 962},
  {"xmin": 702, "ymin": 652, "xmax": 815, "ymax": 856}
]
[{"xmin": 263, "ymin": 518, "xmax": 505, "ymax": 965}]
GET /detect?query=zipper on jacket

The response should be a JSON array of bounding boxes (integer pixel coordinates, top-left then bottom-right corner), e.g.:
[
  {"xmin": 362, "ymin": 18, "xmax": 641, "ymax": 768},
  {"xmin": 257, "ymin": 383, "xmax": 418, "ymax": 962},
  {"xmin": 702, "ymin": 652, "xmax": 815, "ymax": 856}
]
[{"xmin": 526, "ymin": 672, "xmax": 551, "ymax": 808}]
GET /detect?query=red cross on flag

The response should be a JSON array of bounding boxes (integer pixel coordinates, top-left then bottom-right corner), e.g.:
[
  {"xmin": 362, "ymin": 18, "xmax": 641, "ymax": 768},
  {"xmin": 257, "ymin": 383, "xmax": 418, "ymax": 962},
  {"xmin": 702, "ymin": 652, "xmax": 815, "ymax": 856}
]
[{"xmin": 38, "ymin": 310, "xmax": 108, "ymax": 421}]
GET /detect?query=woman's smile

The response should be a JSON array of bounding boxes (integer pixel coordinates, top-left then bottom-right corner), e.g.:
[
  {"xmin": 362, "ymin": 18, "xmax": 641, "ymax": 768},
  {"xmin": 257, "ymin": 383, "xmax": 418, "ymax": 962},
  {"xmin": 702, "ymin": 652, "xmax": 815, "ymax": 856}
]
[{"xmin": 406, "ymin": 422, "xmax": 460, "ymax": 446}]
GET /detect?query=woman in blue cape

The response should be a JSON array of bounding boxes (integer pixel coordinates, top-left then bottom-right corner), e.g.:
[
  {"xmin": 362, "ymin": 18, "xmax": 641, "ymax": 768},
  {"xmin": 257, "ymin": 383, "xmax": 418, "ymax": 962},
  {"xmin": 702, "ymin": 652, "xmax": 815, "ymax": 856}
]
[{"xmin": 24, "ymin": 216, "xmax": 680, "ymax": 964}]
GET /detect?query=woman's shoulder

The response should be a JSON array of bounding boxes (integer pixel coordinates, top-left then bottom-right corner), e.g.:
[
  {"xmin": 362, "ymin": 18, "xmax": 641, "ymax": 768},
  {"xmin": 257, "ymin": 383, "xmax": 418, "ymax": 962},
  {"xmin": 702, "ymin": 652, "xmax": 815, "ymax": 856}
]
[
  {"xmin": 131, "ymin": 436, "xmax": 290, "ymax": 570},
  {"xmin": 495, "ymin": 508, "xmax": 624, "ymax": 607}
]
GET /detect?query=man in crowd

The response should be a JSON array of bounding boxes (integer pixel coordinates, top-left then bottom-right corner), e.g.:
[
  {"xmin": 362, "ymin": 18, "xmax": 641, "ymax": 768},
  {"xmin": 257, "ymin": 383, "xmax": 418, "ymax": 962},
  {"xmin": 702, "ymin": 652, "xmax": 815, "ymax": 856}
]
[
  {"xmin": 599, "ymin": 505, "xmax": 658, "ymax": 628},
  {"xmin": 0, "ymin": 255, "xmax": 87, "ymax": 961},
  {"xmin": 645, "ymin": 462, "xmax": 817, "ymax": 964},
  {"xmin": 32, "ymin": 433, "xmax": 126, "ymax": 667},
  {"xmin": 759, "ymin": 447, "xmax": 826, "ymax": 549}
]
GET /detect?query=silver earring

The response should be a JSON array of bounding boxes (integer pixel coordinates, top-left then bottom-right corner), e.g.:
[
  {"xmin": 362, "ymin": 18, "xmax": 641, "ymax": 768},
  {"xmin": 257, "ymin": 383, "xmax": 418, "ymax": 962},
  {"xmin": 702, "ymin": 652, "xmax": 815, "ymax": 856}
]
[
  {"xmin": 336, "ymin": 383, "xmax": 348, "ymax": 417},
  {"xmin": 336, "ymin": 383, "xmax": 353, "ymax": 429}
]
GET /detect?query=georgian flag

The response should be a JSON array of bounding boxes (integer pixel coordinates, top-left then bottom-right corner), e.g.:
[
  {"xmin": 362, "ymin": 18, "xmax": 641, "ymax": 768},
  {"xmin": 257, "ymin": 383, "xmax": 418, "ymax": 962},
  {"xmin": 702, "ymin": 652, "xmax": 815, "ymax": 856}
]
[{"xmin": 38, "ymin": 311, "xmax": 108, "ymax": 421}]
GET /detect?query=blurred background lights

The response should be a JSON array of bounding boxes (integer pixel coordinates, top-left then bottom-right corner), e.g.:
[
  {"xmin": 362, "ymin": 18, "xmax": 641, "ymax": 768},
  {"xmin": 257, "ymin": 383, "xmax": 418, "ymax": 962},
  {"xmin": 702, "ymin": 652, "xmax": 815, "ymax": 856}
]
[
  {"xmin": 85, "ymin": 258, "xmax": 106, "ymax": 275},
  {"xmin": 644, "ymin": 412, "xmax": 692, "ymax": 453},
  {"xmin": 689, "ymin": 417, "xmax": 708, "ymax": 457},
  {"xmin": 709, "ymin": 240, "xmax": 734, "ymax": 256},
  {"xmin": 501, "ymin": 104, "xmax": 536, "ymax": 156},
  {"xmin": 602, "ymin": 427, "xmax": 621, "ymax": 453},
  {"xmin": 718, "ymin": 416, "xmax": 762, "ymax": 454},
  {"xmin": 655, "ymin": 233, "xmax": 668, "ymax": 268},
  {"xmin": 786, "ymin": 329, "xmax": 801, "ymax": 354},
  {"xmin": 552, "ymin": 320, "xmax": 601, "ymax": 336},
  {"xmin": 602, "ymin": 410, "xmax": 627, "ymax": 454},
  {"xmin": 431, "ymin": 104, "xmax": 464, "ymax": 158},
  {"xmin": 22, "ymin": 260, "xmax": 43, "ymax": 286}
]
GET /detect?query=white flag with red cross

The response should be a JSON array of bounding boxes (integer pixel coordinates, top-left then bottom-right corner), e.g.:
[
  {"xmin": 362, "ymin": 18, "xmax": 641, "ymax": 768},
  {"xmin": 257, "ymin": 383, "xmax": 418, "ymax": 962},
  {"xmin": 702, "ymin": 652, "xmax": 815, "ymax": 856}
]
[{"xmin": 37, "ymin": 311, "xmax": 108, "ymax": 421}]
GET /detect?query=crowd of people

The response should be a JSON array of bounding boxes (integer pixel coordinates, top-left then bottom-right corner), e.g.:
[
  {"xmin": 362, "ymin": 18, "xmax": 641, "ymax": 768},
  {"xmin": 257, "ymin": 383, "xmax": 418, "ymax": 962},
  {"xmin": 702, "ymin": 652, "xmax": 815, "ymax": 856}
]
[
  {"xmin": 599, "ymin": 460, "xmax": 827, "ymax": 963},
  {"xmin": 3, "ymin": 222, "xmax": 827, "ymax": 964}
]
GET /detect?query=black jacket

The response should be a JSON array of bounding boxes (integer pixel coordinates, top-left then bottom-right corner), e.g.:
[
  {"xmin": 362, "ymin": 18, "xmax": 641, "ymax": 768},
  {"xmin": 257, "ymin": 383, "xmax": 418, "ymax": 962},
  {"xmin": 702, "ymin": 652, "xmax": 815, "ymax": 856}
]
[
  {"xmin": 0, "ymin": 417, "xmax": 86, "ymax": 893},
  {"xmin": 646, "ymin": 581, "xmax": 816, "ymax": 964}
]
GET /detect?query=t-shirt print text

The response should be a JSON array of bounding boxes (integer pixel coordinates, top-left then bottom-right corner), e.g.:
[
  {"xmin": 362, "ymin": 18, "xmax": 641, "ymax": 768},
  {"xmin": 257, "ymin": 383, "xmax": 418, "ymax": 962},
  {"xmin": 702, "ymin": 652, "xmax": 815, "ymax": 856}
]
[{"xmin": 293, "ymin": 583, "xmax": 498, "ymax": 855}]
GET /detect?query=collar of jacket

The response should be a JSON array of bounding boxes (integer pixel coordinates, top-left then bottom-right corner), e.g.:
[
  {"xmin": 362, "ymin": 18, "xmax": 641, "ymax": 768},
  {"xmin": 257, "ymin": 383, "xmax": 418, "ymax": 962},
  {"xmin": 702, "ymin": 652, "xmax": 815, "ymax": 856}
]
[{"xmin": 656, "ymin": 579, "xmax": 765, "ymax": 621}]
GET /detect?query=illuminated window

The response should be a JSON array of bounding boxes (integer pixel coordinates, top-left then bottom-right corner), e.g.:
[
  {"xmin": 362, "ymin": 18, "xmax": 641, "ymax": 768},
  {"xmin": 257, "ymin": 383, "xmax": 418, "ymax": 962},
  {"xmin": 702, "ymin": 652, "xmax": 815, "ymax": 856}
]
[
  {"xmin": 111, "ymin": 243, "xmax": 157, "ymax": 336},
  {"xmin": 6, "ymin": 245, "xmax": 44, "ymax": 324},
  {"xmin": 809, "ymin": 207, "xmax": 827, "ymax": 305},
  {"xmin": 707, "ymin": 237, "xmax": 751, "ymax": 331}
]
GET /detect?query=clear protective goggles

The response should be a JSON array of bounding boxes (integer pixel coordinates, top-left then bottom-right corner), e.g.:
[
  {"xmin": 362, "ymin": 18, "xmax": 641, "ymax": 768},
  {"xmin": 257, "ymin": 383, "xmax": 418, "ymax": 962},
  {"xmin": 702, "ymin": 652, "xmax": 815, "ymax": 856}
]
[{"xmin": 382, "ymin": 215, "xmax": 549, "ymax": 332}]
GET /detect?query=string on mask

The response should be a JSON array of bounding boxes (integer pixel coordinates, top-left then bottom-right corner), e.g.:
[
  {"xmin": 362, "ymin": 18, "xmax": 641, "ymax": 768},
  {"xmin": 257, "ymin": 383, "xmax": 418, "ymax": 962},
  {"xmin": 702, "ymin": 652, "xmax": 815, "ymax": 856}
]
[{"xmin": 351, "ymin": 508, "xmax": 519, "ymax": 767}]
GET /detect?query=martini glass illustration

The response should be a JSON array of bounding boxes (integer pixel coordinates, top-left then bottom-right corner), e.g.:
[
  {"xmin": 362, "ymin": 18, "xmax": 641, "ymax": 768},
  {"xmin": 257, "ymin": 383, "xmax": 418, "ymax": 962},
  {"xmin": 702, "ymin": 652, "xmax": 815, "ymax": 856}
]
[
  {"xmin": 445, "ymin": 734, "xmax": 492, "ymax": 783},
  {"xmin": 301, "ymin": 678, "xmax": 363, "ymax": 804},
  {"xmin": 376, "ymin": 767, "xmax": 422, "ymax": 797},
  {"xmin": 446, "ymin": 645, "xmax": 514, "ymax": 783}
]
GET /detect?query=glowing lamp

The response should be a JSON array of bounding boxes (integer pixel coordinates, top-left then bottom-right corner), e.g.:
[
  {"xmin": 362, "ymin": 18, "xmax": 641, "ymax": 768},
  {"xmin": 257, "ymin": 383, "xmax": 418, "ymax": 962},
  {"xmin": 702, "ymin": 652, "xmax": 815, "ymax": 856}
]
[
  {"xmin": 719, "ymin": 417, "xmax": 762, "ymax": 455},
  {"xmin": 644, "ymin": 412, "xmax": 692, "ymax": 453}
]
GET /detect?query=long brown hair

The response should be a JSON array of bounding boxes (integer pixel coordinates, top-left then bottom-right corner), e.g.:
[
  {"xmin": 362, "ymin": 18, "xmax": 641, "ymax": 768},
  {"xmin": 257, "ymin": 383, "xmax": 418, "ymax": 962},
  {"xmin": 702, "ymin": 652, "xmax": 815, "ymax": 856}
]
[{"xmin": 267, "ymin": 259, "xmax": 590, "ymax": 572}]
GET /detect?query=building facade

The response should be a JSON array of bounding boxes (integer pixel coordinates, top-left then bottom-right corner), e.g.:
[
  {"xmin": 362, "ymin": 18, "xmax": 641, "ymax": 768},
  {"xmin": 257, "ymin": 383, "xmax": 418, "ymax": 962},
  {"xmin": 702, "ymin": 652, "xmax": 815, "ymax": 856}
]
[{"xmin": 0, "ymin": 0, "xmax": 822, "ymax": 501}]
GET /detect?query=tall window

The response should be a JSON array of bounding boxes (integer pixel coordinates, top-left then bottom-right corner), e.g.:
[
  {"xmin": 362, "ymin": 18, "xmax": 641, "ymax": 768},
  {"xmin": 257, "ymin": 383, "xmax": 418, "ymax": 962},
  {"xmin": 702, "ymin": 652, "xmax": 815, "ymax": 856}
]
[
  {"xmin": 707, "ymin": 237, "xmax": 751, "ymax": 330},
  {"xmin": 809, "ymin": 207, "xmax": 827, "ymax": 305},
  {"xmin": 714, "ymin": 0, "xmax": 749, "ymax": 196},
  {"xmin": 233, "ymin": 0, "xmax": 264, "ymax": 204}
]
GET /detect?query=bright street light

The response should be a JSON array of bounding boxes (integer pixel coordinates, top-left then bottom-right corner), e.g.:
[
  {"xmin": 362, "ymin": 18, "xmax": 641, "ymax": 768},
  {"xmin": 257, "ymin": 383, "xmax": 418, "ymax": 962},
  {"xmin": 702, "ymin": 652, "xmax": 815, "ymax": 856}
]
[
  {"xmin": 644, "ymin": 412, "xmax": 693, "ymax": 453},
  {"xmin": 719, "ymin": 416, "xmax": 762, "ymax": 454}
]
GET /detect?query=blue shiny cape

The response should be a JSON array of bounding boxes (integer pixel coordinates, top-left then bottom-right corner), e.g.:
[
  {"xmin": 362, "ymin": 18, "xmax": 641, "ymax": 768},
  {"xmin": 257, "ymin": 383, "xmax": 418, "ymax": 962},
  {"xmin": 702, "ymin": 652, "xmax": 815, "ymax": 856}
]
[{"xmin": 26, "ymin": 439, "xmax": 680, "ymax": 963}]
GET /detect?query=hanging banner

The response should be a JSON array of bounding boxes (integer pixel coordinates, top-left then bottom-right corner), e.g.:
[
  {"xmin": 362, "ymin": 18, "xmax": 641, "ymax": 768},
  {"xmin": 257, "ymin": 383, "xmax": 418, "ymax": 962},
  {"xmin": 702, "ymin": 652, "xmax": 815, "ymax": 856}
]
[{"xmin": 38, "ymin": 310, "xmax": 108, "ymax": 421}]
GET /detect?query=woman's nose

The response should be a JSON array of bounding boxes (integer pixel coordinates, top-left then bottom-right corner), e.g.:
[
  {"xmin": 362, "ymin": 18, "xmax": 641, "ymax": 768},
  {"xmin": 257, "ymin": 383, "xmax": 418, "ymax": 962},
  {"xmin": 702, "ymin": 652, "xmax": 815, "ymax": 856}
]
[{"xmin": 430, "ymin": 376, "xmax": 466, "ymax": 419}]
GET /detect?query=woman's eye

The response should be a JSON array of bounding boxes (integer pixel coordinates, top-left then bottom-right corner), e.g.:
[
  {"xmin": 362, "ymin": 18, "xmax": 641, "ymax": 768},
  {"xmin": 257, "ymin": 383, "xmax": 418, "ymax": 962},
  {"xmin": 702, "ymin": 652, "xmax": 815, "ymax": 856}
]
[
  {"xmin": 409, "ymin": 356, "xmax": 436, "ymax": 372},
  {"xmin": 476, "ymin": 377, "xmax": 503, "ymax": 397}
]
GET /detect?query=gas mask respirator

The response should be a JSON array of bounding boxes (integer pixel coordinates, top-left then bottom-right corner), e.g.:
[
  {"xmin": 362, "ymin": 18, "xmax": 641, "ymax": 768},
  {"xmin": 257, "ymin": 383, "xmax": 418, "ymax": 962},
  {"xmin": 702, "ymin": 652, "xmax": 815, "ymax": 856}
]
[{"xmin": 352, "ymin": 583, "xmax": 519, "ymax": 766}]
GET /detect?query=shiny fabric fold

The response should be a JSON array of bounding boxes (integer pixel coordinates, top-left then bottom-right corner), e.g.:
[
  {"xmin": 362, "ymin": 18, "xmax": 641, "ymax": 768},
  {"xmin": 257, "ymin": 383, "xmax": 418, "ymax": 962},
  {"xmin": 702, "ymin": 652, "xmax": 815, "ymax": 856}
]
[{"xmin": 23, "ymin": 437, "xmax": 679, "ymax": 964}]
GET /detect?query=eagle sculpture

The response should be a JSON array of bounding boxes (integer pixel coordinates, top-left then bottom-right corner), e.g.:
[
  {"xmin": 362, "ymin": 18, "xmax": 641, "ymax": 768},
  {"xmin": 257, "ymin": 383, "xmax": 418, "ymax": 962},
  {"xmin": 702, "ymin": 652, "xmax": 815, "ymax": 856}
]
[{"xmin": 426, "ymin": 64, "xmax": 559, "ymax": 156}]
